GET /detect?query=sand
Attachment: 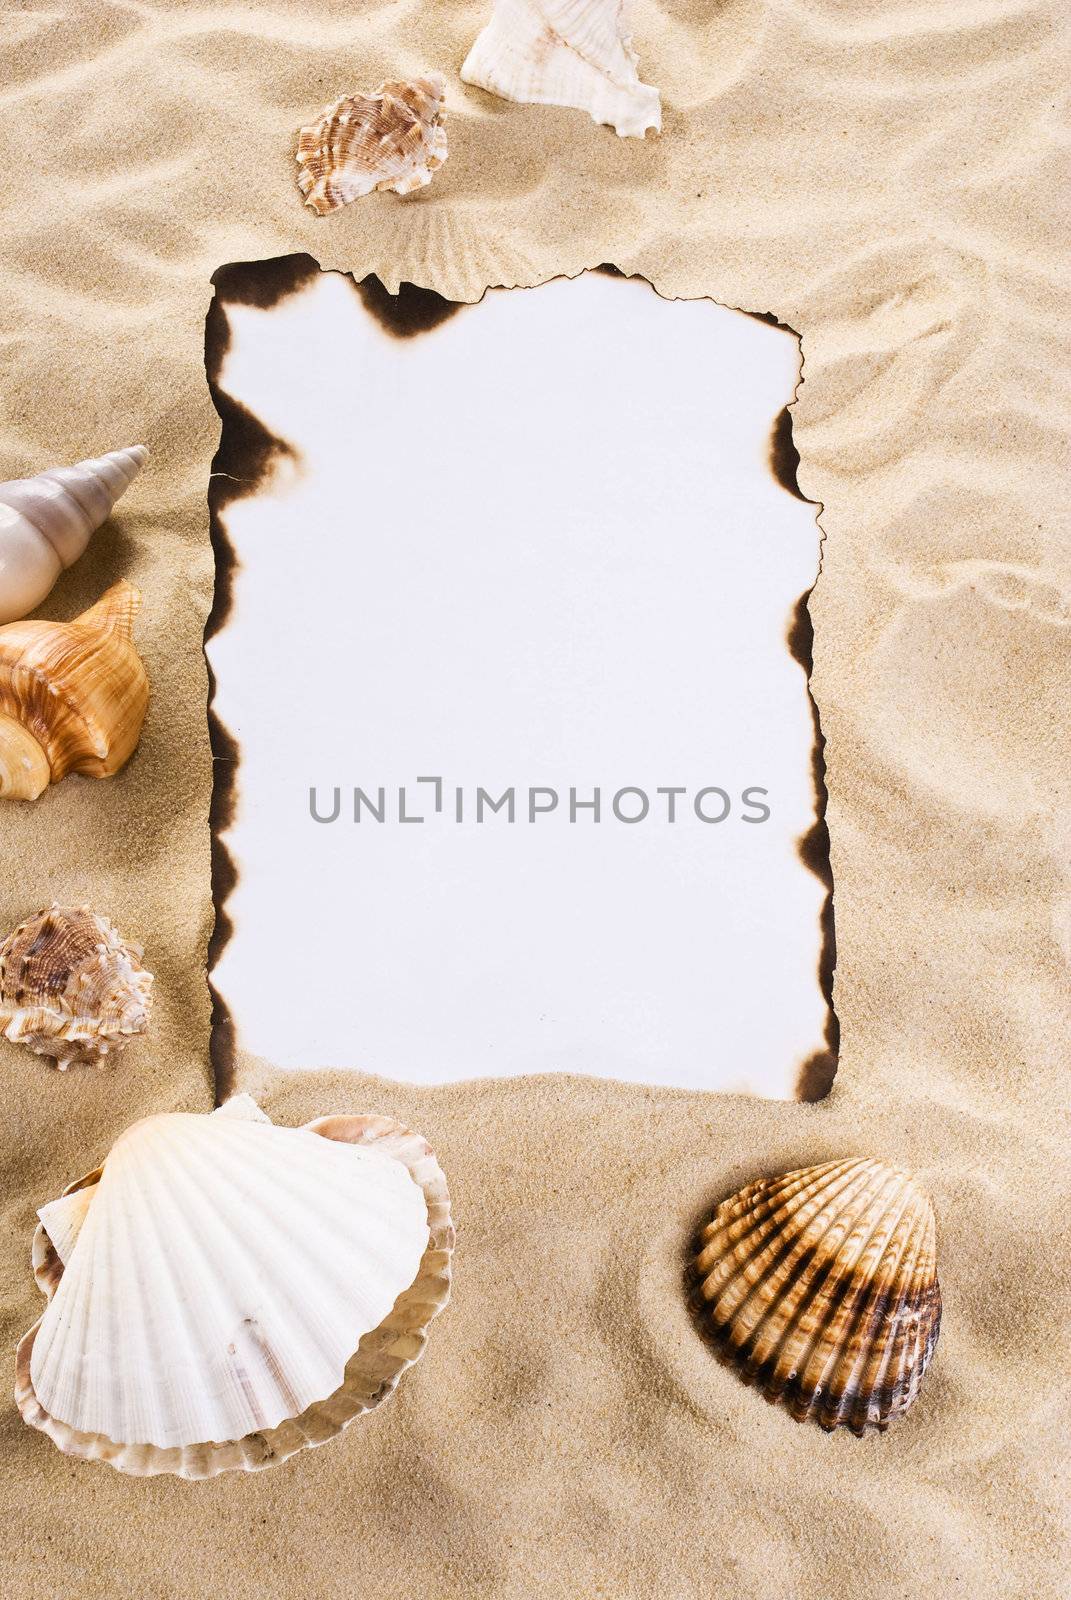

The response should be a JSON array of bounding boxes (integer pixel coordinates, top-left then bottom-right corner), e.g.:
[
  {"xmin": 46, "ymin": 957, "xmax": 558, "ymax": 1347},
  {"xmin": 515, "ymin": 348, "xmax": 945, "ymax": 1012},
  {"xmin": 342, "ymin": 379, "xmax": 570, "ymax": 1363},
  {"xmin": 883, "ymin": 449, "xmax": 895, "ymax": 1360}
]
[{"xmin": 0, "ymin": 2, "xmax": 1068, "ymax": 1597}]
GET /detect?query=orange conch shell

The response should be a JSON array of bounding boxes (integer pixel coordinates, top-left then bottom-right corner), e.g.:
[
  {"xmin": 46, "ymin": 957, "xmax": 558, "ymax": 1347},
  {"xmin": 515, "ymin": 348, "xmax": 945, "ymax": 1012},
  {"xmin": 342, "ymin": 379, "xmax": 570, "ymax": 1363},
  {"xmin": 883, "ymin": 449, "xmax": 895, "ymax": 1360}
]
[{"xmin": 0, "ymin": 580, "xmax": 149, "ymax": 800}]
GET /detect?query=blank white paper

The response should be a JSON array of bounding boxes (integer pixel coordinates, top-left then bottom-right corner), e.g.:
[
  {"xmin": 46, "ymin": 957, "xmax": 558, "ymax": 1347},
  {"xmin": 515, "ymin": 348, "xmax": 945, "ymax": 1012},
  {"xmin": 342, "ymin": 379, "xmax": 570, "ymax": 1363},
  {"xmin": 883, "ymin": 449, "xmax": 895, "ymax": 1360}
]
[{"xmin": 207, "ymin": 269, "xmax": 831, "ymax": 1097}]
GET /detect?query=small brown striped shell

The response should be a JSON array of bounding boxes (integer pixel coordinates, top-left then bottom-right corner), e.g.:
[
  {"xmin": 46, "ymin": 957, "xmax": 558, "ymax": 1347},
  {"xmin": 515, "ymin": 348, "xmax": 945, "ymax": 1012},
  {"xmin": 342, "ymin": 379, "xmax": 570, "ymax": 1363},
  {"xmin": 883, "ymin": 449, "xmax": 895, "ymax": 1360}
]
[
  {"xmin": 296, "ymin": 77, "xmax": 448, "ymax": 216},
  {"xmin": 0, "ymin": 905, "xmax": 153, "ymax": 1068},
  {"xmin": 691, "ymin": 1158, "xmax": 941, "ymax": 1434}
]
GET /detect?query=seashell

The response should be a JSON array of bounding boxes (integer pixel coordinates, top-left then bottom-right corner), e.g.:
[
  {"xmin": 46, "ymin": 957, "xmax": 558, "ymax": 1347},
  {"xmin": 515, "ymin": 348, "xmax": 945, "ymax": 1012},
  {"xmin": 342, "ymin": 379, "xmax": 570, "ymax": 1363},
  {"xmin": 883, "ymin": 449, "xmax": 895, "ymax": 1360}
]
[
  {"xmin": 296, "ymin": 77, "xmax": 448, "ymax": 215},
  {"xmin": 0, "ymin": 904, "xmax": 153, "ymax": 1069},
  {"xmin": 691, "ymin": 1157, "xmax": 941, "ymax": 1434},
  {"xmin": 461, "ymin": 0, "xmax": 661, "ymax": 138},
  {"xmin": 0, "ymin": 446, "xmax": 148, "ymax": 625},
  {"xmin": 31, "ymin": 1098, "xmax": 267, "ymax": 1296},
  {"xmin": 0, "ymin": 579, "xmax": 149, "ymax": 800},
  {"xmin": 16, "ymin": 1095, "xmax": 454, "ymax": 1478}
]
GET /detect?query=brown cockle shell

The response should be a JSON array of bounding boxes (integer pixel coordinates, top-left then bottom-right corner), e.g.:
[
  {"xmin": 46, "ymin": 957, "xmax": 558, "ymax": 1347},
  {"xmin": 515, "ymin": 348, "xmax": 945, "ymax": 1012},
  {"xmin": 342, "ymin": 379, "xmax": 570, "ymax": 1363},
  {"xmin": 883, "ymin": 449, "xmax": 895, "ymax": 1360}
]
[
  {"xmin": 0, "ymin": 905, "xmax": 153, "ymax": 1068},
  {"xmin": 691, "ymin": 1158, "xmax": 941, "ymax": 1434},
  {"xmin": 0, "ymin": 580, "xmax": 149, "ymax": 800},
  {"xmin": 296, "ymin": 76, "xmax": 448, "ymax": 215}
]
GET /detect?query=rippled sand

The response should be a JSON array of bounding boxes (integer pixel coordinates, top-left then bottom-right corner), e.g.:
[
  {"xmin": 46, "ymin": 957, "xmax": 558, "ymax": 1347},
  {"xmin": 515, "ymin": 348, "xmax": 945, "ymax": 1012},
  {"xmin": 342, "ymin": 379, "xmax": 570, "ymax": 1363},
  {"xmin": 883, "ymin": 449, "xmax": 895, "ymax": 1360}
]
[{"xmin": 0, "ymin": 3, "xmax": 1067, "ymax": 1597}]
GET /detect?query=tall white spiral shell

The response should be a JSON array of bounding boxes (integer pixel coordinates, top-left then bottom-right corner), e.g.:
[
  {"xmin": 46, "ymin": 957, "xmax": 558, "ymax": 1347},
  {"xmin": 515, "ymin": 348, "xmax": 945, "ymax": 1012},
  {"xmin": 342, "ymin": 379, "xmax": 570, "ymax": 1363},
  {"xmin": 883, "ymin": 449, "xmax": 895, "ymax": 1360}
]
[{"xmin": 0, "ymin": 445, "xmax": 148, "ymax": 624}]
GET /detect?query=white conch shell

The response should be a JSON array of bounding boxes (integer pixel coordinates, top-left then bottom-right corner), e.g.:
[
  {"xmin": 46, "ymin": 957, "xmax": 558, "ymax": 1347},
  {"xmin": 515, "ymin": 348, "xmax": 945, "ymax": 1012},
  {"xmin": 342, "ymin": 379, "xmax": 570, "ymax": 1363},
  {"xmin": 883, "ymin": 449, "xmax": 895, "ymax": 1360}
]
[
  {"xmin": 296, "ymin": 77, "xmax": 448, "ymax": 215},
  {"xmin": 0, "ymin": 446, "xmax": 148, "ymax": 624},
  {"xmin": 16, "ymin": 1096, "xmax": 455, "ymax": 1478},
  {"xmin": 461, "ymin": 0, "xmax": 660, "ymax": 138}
]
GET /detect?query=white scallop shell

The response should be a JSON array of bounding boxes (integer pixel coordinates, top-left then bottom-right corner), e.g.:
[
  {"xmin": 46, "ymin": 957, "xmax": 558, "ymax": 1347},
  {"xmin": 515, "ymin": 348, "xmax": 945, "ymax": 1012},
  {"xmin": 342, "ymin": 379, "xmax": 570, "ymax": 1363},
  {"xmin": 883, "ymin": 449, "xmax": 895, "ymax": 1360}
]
[
  {"xmin": 16, "ymin": 1096, "xmax": 453, "ymax": 1477},
  {"xmin": 0, "ymin": 446, "xmax": 148, "ymax": 624},
  {"xmin": 461, "ymin": 0, "xmax": 661, "ymax": 138}
]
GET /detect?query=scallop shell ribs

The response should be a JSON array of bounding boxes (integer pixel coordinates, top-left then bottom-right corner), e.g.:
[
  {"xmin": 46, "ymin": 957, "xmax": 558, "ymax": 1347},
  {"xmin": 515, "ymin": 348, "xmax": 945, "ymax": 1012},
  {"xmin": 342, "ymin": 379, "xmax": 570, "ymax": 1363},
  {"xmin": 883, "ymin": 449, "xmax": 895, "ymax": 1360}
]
[
  {"xmin": 0, "ymin": 905, "xmax": 153, "ymax": 1068},
  {"xmin": 16, "ymin": 1097, "xmax": 454, "ymax": 1477},
  {"xmin": 692, "ymin": 1158, "xmax": 941, "ymax": 1434},
  {"xmin": 296, "ymin": 76, "xmax": 448, "ymax": 215}
]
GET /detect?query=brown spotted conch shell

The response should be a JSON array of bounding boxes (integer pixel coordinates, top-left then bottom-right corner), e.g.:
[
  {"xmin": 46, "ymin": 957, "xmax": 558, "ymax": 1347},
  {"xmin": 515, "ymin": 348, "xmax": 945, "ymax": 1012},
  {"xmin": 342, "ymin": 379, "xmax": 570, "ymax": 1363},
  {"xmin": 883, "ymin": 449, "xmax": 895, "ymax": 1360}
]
[
  {"xmin": 0, "ymin": 580, "xmax": 149, "ymax": 800},
  {"xmin": 691, "ymin": 1157, "xmax": 941, "ymax": 1433},
  {"xmin": 16, "ymin": 1096, "xmax": 454, "ymax": 1478},
  {"xmin": 0, "ymin": 446, "xmax": 148, "ymax": 624},
  {"xmin": 0, "ymin": 905, "xmax": 153, "ymax": 1069},
  {"xmin": 461, "ymin": 0, "xmax": 660, "ymax": 138},
  {"xmin": 296, "ymin": 76, "xmax": 448, "ymax": 215}
]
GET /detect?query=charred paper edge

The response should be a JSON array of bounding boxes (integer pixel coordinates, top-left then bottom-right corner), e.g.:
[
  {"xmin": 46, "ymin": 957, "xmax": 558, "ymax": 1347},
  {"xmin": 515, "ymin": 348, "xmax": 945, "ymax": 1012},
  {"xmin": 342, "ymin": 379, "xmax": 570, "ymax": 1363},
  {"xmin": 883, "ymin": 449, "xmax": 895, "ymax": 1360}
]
[{"xmin": 203, "ymin": 255, "xmax": 837, "ymax": 1103}]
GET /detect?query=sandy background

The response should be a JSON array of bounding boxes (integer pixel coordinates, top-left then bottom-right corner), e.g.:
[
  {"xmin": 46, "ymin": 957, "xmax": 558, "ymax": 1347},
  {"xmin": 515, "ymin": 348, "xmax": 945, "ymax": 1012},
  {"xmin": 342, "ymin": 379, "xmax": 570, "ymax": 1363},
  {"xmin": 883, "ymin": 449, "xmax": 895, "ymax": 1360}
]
[{"xmin": 0, "ymin": 2, "xmax": 1068, "ymax": 1597}]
